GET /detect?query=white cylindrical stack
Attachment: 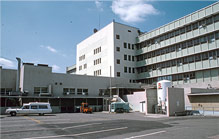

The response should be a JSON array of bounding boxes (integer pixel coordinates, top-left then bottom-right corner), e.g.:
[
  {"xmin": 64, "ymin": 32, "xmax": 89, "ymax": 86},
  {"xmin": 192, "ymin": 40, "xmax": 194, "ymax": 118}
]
[{"xmin": 157, "ymin": 80, "xmax": 172, "ymax": 109}]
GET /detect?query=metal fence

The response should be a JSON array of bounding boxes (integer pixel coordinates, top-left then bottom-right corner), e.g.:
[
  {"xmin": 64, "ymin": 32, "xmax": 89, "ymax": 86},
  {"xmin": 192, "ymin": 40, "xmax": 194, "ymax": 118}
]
[{"xmin": 185, "ymin": 106, "xmax": 219, "ymax": 116}]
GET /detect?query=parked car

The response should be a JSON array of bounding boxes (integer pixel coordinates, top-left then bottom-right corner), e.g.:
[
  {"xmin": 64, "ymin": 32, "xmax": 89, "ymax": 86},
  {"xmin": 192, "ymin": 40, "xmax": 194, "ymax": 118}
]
[{"xmin": 5, "ymin": 102, "xmax": 52, "ymax": 116}]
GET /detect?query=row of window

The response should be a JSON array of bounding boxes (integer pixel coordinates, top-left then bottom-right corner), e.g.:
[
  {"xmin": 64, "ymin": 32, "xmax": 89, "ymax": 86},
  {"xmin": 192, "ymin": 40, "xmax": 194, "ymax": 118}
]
[
  {"xmin": 63, "ymin": 88, "xmax": 88, "ymax": 95},
  {"xmin": 124, "ymin": 54, "xmax": 135, "ymax": 61},
  {"xmin": 137, "ymin": 49, "xmax": 219, "ymax": 74},
  {"xmin": 79, "ymin": 54, "xmax": 85, "ymax": 61},
  {"xmin": 34, "ymin": 87, "xmax": 48, "ymax": 94},
  {"xmin": 124, "ymin": 42, "xmax": 135, "ymax": 50},
  {"xmin": 94, "ymin": 69, "xmax": 101, "ymax": 76},
  {"xmin": 94, "ymin": 47, "xmax": 101, "ymax": 55},
  {"xmin": 136, "ymin": 13, "xmax": 219, "ymax": 50},
  {"xmin": 137, "ymin": 71, "xmax": 196, "ymax": 84},
  {"xmin": 94, "ymin": 58, "xmax": 101, "ymax": 65},
  {"xmin": 137, "ymin": 31, "xmax": 219, "ymax": 61},
  {"xmin": 124, "ymin": 67, "xmax": 135, "ymax": 74},
  {"xmin": 79, "ymin": 63, "xmax": 87, "ymax": 71}
]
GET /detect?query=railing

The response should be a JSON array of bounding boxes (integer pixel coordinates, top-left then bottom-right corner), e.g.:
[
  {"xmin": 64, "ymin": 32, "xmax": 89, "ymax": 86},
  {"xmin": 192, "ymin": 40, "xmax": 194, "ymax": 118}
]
[{"xmin": 185, "ymin": 106, "xmax": 219, "ymax": 116}]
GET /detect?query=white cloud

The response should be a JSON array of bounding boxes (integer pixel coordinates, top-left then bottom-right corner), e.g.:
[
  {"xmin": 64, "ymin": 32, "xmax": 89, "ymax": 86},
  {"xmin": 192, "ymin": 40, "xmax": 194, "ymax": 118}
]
[
  {"xmin": 112, "ymin": 0, "xmax": 158, "ymax": 23},
  {"xmin": 0, "ymin": 58, "xmax": 15, "ymax": 68},
  {"xmin": 95, "ymin": 0, "xmax": 103, "ymax": 11},
  {"xmin": 52, "ymin": 64, "xmax": 60, "ymax": 72},
  {"xmin": 40, "ymin": 45, "xmax": 58, "ymax": 53}
]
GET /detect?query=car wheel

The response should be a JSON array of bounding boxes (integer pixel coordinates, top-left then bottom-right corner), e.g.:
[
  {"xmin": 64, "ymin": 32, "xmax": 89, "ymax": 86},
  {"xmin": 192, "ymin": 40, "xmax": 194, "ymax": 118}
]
[{"xmin": 10, "ymin": 111, "xmax": 16, "ymax": 116}]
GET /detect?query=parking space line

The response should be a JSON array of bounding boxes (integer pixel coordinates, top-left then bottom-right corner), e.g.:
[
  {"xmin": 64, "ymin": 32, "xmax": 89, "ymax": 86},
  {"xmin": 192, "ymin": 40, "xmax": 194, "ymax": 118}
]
[
  {"xmin": 22, "ymin": 127, "xmax": 128, "ymax": 139},
  {"xmin": 24, "ymin": 116, "xmax": 42, "ymax": 124},
  {"xmin": 62, "ymin": 123, "xmax": 102, "ymax": 130},
  {"xmin": 124, "ymin": 130, "xmax": 166, "ymax": 139}
]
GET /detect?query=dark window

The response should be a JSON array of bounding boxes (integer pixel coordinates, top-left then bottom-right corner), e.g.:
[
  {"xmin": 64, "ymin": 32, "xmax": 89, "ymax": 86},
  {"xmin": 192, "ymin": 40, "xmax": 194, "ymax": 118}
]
[
  {"xmin": 23, "ymin": 106, "xmax": 29, "ymax": 109},
  {"xmin": 39, "ymin": 105, "xmax": 48, "ymax": 109},
  {"xmin": 31, "ymin": 105, "xmax": 38, "ymax": 109},
  {"xmin": 217, "ymin": 49, "xmax": 219, "ymax": 57},
  {"xmin": 124, "ymin": 42, "xmax": 127, "ymax": 48},
  {"xmin": 132, "ymin": 44, "xmax": 134, "ymax": 50},
  {"xmin": 132, "ymin": 56, "xmax": 135, "ymax": 61},
  {"xmin": 132, "ymin": 68, "xmax": 135, "ymax": 73},
  {"xmin": 195, "ymin": 54, "xmax": 201, "ymax": 62},
  {"xmin": 129, "ymin": 67, "xmax": 131, "ymax": 73},
  {"xmin": 187, "ymin": 40, "xmax": 193, "ymax": 48},
  {"xmin": 183, "ymin": 57, "xmax": 188, "ymax": 64},
  {"xmin": 169, "ymin": 32, "xmax": 175, "ymax": 38},
  {"xmin": 128, "ymin": 55, "xmax": 131, "ymax": 61},
  {"xmin": 186, "ymin": 25, "xmax": 192, "ymax": 32},
  {"xmin": 200, "ymin": 36, "xmax": 207, "ymax": 44},
  {"xmin": 116, "ymin": 47, "xmax": 120, "ymax": 52},
  {"xmin": 192, "ymin": 22, "xmax": 198, "ymax": 30},
  {"xmin": 181, "ymin": 42, "xmax": 187, "ymax": 49},
  {"xmin": 124, "ymin": 55, "xmax": 127, "ymax": 60},
  {"xmin": 180, "ymin": 27, "xmax": 185, "ymax": 34},
  {"xmin": 190, "ymin": 72, "xmax": 195, "ymax": 79},
  {"xmin": 172, "ymin": 60, "xmax": 176, "ymax": 66},
  {"xmin": 193, "ymin": 38, "xmax": 200, "ymax": 46},
  {"xmin": 215, "ymin": 32, "xmax": 219, "ymax": 40},
  {"xmin": 77, "ymin": 89, "xmax": 82, "ymax": 95},
  {"xmin": 214, "ymin": 14, "xmax": 219, "ymax": 22},
  {"xmin": 208, "ymin": 34, "xmax": 215, "ymax": 42},
  {"xmin": 206, "ymin": 17, "xmax": 213, "ymax": 25},
  {"xmin": 176, "ymin": 44, "xmax": 181, "ymax": 51},
  {"xmin": 175, "ymin": 29, "xmax": 180, "ymax": 36},
  {"xmin": 202, "ymin": 52, "xmax": 208, "ymax": 60},
  {"xmin": 117, "ymin": 72, "xmax": 120, "ymax": 77},
  {"xmin": 116, "ymin": 34, "xmax": 120, "ymax": 39},
  {"xmin": 188, "ymin": 56, "xmax": 194, "ymax": 63},
  {"xmin": 178, "ymin": 74, "xmax": 183, "ymax": 80},
  {"xmin": 117, "ymin": 59, "xmax": 120, "ymax": 64},
  {"xmin": 124, "ymin": 67, "xmax": 127, "ymax": 73},
  {"xmin": 128, "ymin": 43, "xmax": 131, "ymax": 49},
  {"xmin": 172, "ymin": 75, "xmax": 178, "ymax": 81},
  {"xmin": 128, "ymin": 30, "xmax": 131, "ymax": 32}
]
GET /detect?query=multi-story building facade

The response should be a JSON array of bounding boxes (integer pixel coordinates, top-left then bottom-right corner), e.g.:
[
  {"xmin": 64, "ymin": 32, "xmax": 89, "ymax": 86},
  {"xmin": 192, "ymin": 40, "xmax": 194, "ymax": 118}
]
[
  {"xmin": 76, "ymin": 22, "xmax": 139, "ymax": 83},
  {"xmin": 75, "ymin": 2, "xmax": 219, "ymax": 86},
  {"xmin": 135, "ymin": 2, "xmax": 219, "ymax": 85}
]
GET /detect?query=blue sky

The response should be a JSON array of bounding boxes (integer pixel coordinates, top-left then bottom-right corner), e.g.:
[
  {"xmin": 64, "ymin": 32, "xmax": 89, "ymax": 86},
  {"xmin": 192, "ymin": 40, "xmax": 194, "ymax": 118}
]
[{"xmin": 0, "ymin": 0, "xmax": 216, "ymax": 73}]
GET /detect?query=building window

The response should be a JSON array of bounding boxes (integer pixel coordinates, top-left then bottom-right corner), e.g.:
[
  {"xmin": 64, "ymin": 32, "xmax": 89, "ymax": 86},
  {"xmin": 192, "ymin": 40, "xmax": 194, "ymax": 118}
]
[
  {"xmin": 128, "ymin": 43, "xmax": 131, "ymax": 49},
  {"xmin": 129, "ymin": 67, "xmax": 131, "ymax": 73},
  {"xmin": 124, "ymin": 55, "xmax": 127, "ymax": 60},
  {"xmin": 132, "ymin": 68, "xmax": 135, "ymax": 73},
  {"xmin": 132, "ymin": 56, "xmax": 135, "ymax": 61},
  {"xmin": 84, "ymin": 64, "xmax": 87, "ymax": 69},
  {"xmin": 77, "ymin": 89, "xmax": 82, "ymax": 95},
  {"xmin": 82, "ymin": 89, "xmax": 88, "ymax": 95},
  {"xmin": 128, "ymin": 30, "xmax": 131, "ymax": 32},
  {"xmin": 128, "ymin": 55, "xmax": 131, "ymax": 61},
  {"xmin": 124, "ymin": 67, "xmax": 127, "ymax": 73},
  {"xmin": 117, "ymin": 59, "xmax": 120, "ymax": 64},
  {"xmin": 132, "ymin": 44, "xmax": 134, "ymax": 50},
  {"xmin": 116, "ymin": 34, "xmax": 120, "ymax": 39},
  {"xmin": 79, "ymin": 65, "xmax": 82, "ymax": 71},
  {"xmin": 124, "ymin": 42, "xmax": 127, "ymax": 48},
  {"xmin": 117, "ymin": 72, "xmax": 120, "ymax": 77},
  {"xmin": 116, "ymin": 47, "xmax": 120, "ymax": 52},
  {"xmin": 34, "ymin": 87, "xmax": 47, "ymax": 94}
]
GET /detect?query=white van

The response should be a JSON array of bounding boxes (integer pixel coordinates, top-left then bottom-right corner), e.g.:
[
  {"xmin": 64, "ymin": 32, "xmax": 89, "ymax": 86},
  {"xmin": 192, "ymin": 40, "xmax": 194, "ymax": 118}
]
[{"xmin": 5, "ymin": 102, "xmax": 52, "ymax": 116}]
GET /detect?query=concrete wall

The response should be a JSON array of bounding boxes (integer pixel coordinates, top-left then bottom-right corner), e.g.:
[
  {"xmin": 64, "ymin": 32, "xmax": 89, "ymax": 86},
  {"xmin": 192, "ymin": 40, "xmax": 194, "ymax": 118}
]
[
  {"xmin": 175, "ymin": 81, "xmax": 219, "ymax": 107},
  {"xmin": 145, "ymin": 89, "xmax": 157, "ymax": 114},
  {"xmin": 0, "ymin": 67, "xmax": 17, "ymax": 91},
  {"xmin": 20, "ymin": 64, "xmax": 141, "ymax": 97},
  {"xmin": 167, "ymin": 88, "xmax": 185, "ymax": 116},
  {"xmin": 123, "ymin": 91, "xmax": 146, "ymax": 112}
]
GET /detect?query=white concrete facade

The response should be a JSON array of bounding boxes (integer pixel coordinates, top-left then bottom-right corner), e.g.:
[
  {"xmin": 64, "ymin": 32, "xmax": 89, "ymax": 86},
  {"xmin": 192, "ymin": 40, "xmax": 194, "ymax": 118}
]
[{"xmin": 76, "ymin": 22, "xmax": 139, "ymax": 82}]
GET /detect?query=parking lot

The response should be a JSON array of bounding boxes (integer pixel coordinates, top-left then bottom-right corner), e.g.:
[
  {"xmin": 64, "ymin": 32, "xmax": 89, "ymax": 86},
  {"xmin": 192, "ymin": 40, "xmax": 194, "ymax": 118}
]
[{"xmin": 1, "ymin": 112, "xmax": 219, "ymax": 139}]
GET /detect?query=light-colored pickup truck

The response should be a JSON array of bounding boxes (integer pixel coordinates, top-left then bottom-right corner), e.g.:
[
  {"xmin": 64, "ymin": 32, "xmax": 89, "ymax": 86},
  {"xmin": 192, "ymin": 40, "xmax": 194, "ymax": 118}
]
[{"xmin": 5, "ymin": 102, "xmax": 52, "ymax": 116}]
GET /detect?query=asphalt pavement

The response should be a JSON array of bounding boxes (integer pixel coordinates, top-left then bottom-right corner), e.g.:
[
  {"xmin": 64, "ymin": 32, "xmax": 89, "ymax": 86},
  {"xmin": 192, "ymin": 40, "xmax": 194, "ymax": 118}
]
[{"xmin": 1, "ymin": 112, "xmax": 219, "ymax": 139}]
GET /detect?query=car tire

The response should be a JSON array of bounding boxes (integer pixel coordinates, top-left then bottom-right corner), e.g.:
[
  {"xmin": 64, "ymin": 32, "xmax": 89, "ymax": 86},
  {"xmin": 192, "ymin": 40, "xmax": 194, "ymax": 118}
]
[{"xmin": 10, "ymin": 111, "xmax": 16, "ymax": 116}]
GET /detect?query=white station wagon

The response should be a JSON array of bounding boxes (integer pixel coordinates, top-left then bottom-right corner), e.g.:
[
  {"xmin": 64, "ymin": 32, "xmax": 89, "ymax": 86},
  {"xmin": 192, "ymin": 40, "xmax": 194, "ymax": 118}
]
[{"xmin": 6, "ymin": 102, "xmax": 52, "ymax": 116}]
